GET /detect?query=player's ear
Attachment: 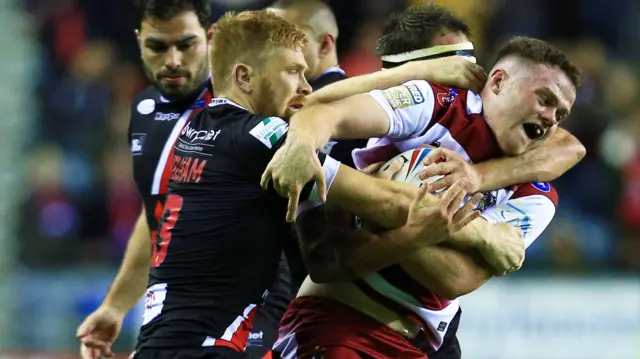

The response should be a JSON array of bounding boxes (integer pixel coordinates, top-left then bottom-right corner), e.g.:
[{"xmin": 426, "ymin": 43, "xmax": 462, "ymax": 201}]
[
  {"xmin": 318, "ymin": 33, "xmax": 335, "ymax": 59},
  {"xmin": 488, "ymin": 68, "xmax": 506, "ymax": 95},
  {"xmin": 134, "ymin": 29, "xmax": 142, "ymax": 57},
  {"xmin": 206, "ymin": 25, "xmax": 214, "ymax": 43},
  {"xmin": 232, "ymin": 63, "xmax": 253, "ymax": 94}
]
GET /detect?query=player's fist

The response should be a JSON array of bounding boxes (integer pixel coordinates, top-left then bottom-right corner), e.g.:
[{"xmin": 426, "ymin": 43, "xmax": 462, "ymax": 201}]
[
  {"xmin": 404, "ymin": 178, "xmax": 480, "ymax": 246},
  {"xmin": 480, "ymin": 223, "xmax": 525, "ymax": 275},
  {"xmin": 404, "ymin": 56, "xmax": 487, "ymax": 94},
  {"xmin": 76, "ymin": 304, "xmax": 125, "ymax": 359},
  {"xmin": 419, "ymin": 147, "xmax": 482, "ymax": 193},
  {"xmin": 260, "ymin": 136, "xmax": 326, "ymax": 223}
]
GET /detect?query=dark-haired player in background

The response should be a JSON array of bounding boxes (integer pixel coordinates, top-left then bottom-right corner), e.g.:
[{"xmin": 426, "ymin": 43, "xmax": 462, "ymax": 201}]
[{"xmin": 76, "ymin": 1, "xmax": 214, "ymax": 359}]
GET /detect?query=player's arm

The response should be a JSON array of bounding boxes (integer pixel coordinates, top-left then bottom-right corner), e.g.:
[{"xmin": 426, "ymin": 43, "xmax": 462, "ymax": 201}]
[
  {"xmin": 422, "ymin": 129, "xmax": 585, "ymax": 193},
  {"xmin": 474, "ymin": 129, "xmax": 585, "ymax": 191},
  {"xmin": 296, "ymin": 205, "xmax": 419, "ymax": 283},
  {"xmin": 295, "ymin": 205, "xmax": 489, "ymax": 286},
  {"xmin": 102, "ymin": 208, "xmax": 152, "ymax": 314},
  {"xmin": 296, "ymin": 162, "xmax": 479, "ymax": 283},
  {"xmin": 288, "ymin": 80, "xmax": 434, "ymax": 150},
  {"xmin": 306, "ymin": 57, "xmax": 485, "ymax": 107},
  {"xmin": 243, "ymin": 114, "xmax": 422, "ymax": 226},
  {"xmin": 406, "ymin": 183, "xmax": 558, "ymax": 298},
  {"xmin": 262, "ymin": 81, "xmax": 437, "ymax": 220}
]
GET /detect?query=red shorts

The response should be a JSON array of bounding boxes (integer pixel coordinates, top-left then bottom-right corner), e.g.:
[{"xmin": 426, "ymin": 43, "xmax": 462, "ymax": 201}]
[{"xmin": 273, "ymin": 296, "xmax": 427, "ymax": 359}]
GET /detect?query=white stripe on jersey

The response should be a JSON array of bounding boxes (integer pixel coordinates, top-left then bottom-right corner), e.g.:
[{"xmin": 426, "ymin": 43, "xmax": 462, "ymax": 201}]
[{"xmin": 151, "ymin": 88, "xmax": 208, "ymax": 194}]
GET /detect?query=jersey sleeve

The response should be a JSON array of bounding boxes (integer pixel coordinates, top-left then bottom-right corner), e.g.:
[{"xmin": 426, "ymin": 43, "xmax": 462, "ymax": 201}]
[
  {"xmin": 367, "ymin": 80, "xmax": 436, "ymax": 139},
  {"xmin": 479, "ymin": 182, "xmax": 558, "ymax": 249},
  {"xmin": 295, "ymin": 152, "xmax": 342, "ymax": 219},
  {"xmin": 234, "ymin": 115, "xmax": 342, "ymax": 202}
]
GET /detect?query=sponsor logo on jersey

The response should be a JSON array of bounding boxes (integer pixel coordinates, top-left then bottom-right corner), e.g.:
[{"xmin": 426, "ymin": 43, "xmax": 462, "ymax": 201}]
[
  {"xmin": 531, "ymin": 182, "xmax": 551, "ymax": 192},
  {"xmin": 247, "ymin": 331, "xmax": 264, "ymax": 347},
  {"xmin": 436, "ymin": 89, "xmax": 458, "ymax": 107},
  {"xmin": 131, "ymin": 133, "xmax": 147, "ymax": 156},
  {"xmin": 383, "ymin": 84, "xmax": 422, "ymax": 110},
  {"xmin": 181, "ymin": 123, "xmax": 222, "ymax": 143},
  {"xmin": 154, "ymin": 112, "xmax": 181, "ymax": 121},
  {"xmin": 405, "ymin": 83, "xmax": 425, "ymax": 104},
  {"xmin": 137, "ymin": 99, "xmax": 155, "ymax": 115},
  {"xmin": 249, "ymin": 117, "xmax": 288, "ymax": 149}
]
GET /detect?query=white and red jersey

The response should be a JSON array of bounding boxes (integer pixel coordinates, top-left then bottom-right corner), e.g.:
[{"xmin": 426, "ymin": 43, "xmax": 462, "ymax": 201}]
[{"xmin": 347, "ymin": 80, "xmax": 558, "ymax": 351}]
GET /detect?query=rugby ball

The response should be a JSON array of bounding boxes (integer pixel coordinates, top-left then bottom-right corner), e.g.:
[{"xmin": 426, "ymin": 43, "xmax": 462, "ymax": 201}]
[{"xmin": 376, "ymin": 147, "xmax": 444, "ymax": 187}]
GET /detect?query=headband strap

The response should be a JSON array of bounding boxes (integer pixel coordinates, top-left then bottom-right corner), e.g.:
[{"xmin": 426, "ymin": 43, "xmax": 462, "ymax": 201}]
[{"xmin": 381, "ymin": 42, "xmax": 476, "ymax": 69}]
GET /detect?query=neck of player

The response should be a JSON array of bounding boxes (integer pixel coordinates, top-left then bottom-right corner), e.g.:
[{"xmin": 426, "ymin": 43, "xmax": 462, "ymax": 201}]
[{"xmin": 215, "ymin": 88, "xmax": 256, "ymax": 113}]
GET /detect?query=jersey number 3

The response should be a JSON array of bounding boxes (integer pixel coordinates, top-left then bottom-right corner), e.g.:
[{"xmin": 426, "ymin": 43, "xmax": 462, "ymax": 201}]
[{"xmin": 152, "ymin": 194, "xmax": 184, "ymax": 267}]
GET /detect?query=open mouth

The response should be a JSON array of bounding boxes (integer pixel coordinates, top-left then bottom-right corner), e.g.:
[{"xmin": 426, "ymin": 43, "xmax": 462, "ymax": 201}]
[
  {"xmin": 288, "ymin": 103, "xmax": 303, "ymax": 111},
  {"xmin": 522, "ymin": 123, "xmax": 545, "ymax": 140}
]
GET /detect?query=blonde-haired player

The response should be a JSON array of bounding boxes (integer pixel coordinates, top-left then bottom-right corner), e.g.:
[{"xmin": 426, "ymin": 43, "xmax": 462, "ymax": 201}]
[{"xmin": 131, "ymin": 10, "xmax": 313, "ymax": 359}]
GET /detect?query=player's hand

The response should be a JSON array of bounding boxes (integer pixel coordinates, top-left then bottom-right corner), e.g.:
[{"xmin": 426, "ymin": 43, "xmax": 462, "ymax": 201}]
[
  {"xmin": 360, "ymin": 158, "xmax": 404, "ymax": 178},
  {"xmin": 260, "ymin": 136, "xmax": 326, "ymax": 222},
  {"xmin": 405, "ymin": 57, "xmax": 487, "ymax": 93},
  {"xmin": 419, "ymin": 147, "xmax": 482, "ymax": 193},
  {"xmin": 76, "ymin": 304, "xmax": 125, "ymax": 359},
  {"xmin": 479, "ymin": 223, "xmax": 525, "ymax": 275},
  {"xmin": 404, "ymin": 178, "xmax": 480, "ymax": 246}
]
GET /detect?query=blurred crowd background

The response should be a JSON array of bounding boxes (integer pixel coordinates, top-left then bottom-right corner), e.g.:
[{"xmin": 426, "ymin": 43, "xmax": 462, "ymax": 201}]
[{"xmin": 0, "ymin": 0, "xmax": 638, "ymax": 357}]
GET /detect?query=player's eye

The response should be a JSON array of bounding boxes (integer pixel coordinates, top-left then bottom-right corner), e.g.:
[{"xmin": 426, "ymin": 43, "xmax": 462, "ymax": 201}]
[
  {"xmin": 538, "ymin": 95, "xmax": 552, "ymax": 107},
  {"xmin": 177, "ymin": 42, "xmax": 193, "ymax": 52},
  {"xmin": 147, "ymin": 44, "xmax": 167, "ymax": 53}
]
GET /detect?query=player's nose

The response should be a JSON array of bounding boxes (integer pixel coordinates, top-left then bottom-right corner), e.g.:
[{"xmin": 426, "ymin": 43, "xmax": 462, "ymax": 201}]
[
  {"xmin": 539, "ymin": 107, "xmax": 557, "ymax": 128},
  {"xmin": 299, "ymin": 76, "xmax": 312, "ymax": 96},
  {"xmin": 164, "ymin": 47, "xmax": 183, "ymax": 69}
]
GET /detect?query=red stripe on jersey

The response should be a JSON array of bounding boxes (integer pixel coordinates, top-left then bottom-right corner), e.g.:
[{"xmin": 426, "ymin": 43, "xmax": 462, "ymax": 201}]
[
  {"xmin": 214, "ymin": 305, "xmax": 260, "ymax": 352},
  {"xmin": 157, "ymin": 91, "xmax": 213, "ymax": 193},
  {"xmin": 407, "ymin": 149, "xmax": 421, "ymax": 177},
  {"xmin": 379, "ymin": 265, "xmax": 451, "ymax": 310},
  {"xmin": 511, "ymin": 182, "xmax": 559, "ymax": 207}
]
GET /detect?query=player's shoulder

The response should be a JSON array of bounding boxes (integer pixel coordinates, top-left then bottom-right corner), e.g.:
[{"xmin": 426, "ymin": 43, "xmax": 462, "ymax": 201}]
[
  {"xmin": 426, "ymin": 83, "xmax": 483, "ymax": 116},
  {"xmin": 131, "ymin": 85, "xmax": 165, "ymax": 113},
  {"xmin": 511, "ymin": 182, "xmax": 558, "ymax": 207},
  {"xmin": 204, "ymin": 99, "xmax": 289, "ymax": 150}
]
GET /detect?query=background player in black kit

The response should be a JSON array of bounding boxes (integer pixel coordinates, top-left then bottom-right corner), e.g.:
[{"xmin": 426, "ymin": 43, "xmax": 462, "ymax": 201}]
[{"xmin": 76, "ymin": 1, "xmax": 214, "ymax": 358}]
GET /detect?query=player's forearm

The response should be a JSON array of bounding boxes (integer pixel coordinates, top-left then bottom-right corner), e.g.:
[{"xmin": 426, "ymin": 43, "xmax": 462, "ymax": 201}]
[
  {"xmin": 303, "ymin": 224, "xmax": 425, "ymax": 283},
  {"xmin": 474, "ymin": 128, "xmax": 586, "ymax": 192},
  {"xmin": 327, "ymin": 165, "xmax": 416, "ymax": 229},
  {"xmin": 445, "ymin": 216, "xmax": 493, "ymax": 250},
  {"xmin": 406, "ymin": 218, "xmax": 499, "ymax": 298},
  {"xmin": 306, "ymin": 62, "xmax": 420, "ymax": 106},
  {"xmin": 103, "ymin": 210, "xmax": 152, "ymax": 314},
  {"xmin": 288, "ymin": 104, "xmax": 340, "ymax": 150},
  {"xmin": 406, "ymin": 244, "xmax": 492, "ymax": 299},
  {"xmin": 289, "ymin": 94, "xmax": 391, "ymax": 150}
]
